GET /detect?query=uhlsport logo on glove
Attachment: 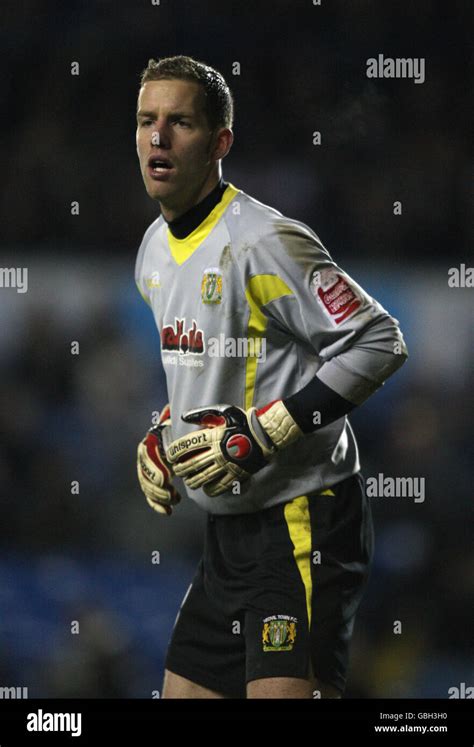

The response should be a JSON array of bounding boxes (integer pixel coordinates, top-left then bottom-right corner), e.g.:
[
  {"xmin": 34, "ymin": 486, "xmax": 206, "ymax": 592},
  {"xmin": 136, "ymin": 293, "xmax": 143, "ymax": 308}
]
[
  {"xmin": 167, "ymin": 431, "xmax": 210, "ymax": 459},
  {"xmin": 165, "ymin": 404, "xmax": 277, "ymax": 497},
  {"xmin": 139, "ymin": 455, "xmax": 156, "ymax": 482}
]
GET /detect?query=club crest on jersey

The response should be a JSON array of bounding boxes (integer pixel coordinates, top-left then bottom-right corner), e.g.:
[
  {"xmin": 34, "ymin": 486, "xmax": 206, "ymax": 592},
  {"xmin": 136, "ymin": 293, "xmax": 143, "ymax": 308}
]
[
  {"xmin": 161, "ymin": 318, "xmax": 205, "ymax": 355},
  {"xmin": 201, "ymin": 268, "xmax": 223, "ymax": 305},
  {"xmin": 310, "ymin": 269, "xmax": 361, "ymax": 326},
  {"xmin": 262, "ymin": 615, "xmax": 298, "ymax": 652},
  {"xmin": 145, "ymin": 270, "xmax": 161, "ymax": 289}
]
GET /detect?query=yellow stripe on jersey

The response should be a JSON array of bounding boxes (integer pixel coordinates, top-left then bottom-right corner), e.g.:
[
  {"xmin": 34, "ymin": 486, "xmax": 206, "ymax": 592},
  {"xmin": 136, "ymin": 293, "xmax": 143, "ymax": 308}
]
[
  {"xmin": 244, "ymin": 274, "xmax": 294, "ymax": 410},
  {"xmin": 320, "ymin": 488, "xmax": 335, "ymax": 496},
  {"xmin": 167, "ymin": 183, "xmax": 240, "ymax": 266},
  {"xmin": 284, "ymin": 495, "xmax": 313, "ymax": 628}
]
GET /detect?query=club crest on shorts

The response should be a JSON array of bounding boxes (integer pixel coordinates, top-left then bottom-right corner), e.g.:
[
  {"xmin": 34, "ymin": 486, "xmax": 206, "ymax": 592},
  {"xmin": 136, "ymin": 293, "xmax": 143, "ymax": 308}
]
[
  {"xmin": 262, "ymin": 615, "xmax": 297, "ymax": 652},
  {"xmin": 201, "ymin": 268, "xmax": 223, "ymax": 305}
]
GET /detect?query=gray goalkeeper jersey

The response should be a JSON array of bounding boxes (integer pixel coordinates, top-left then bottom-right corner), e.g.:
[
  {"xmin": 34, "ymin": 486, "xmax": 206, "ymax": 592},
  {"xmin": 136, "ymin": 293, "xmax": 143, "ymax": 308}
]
[{"xmin": 135, "ymin": 183, "xmax": 408, "ymax": 514}]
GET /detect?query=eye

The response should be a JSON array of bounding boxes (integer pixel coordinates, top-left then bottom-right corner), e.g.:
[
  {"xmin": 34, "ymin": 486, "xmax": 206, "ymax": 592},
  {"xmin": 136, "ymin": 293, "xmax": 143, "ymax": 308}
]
[
  {"xmin": 141, "ymin": 120, "xmax": 153, "ymax": 127},
  {"xmin": 174, "ymin": 119, "xmax": 190, "ymax": 127}
]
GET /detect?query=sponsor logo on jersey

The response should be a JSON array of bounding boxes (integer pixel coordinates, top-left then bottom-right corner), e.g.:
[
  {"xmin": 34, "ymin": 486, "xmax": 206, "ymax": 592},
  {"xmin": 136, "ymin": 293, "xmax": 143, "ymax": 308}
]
[
  {"xmin": 262, "ymin": 615, "xmax": 297, "ymax": 652},
  {"xmin": 161, "ymin": 318, "xmax": 205, "ymax": 355},
  {"xmin": 311, "ymin": 269, "xmax": 361, "ymax": 326},
  {"xmin": 201, "ymin": 268, "xmax": 223, "ymax": 304},
  {"xmin": 145, "ymin": 270, "xmax": 161, "ymax": 289}
]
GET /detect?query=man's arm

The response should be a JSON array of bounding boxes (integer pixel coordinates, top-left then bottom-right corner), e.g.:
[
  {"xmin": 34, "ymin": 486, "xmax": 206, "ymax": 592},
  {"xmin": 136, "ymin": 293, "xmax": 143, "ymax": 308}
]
[
  {"xmin": 239, "ymin": 222, "xmax": 408, "ymax": 439},
  {"xmin": 165, "ymin": 222, "xmax": 408, "ymax": 494}
]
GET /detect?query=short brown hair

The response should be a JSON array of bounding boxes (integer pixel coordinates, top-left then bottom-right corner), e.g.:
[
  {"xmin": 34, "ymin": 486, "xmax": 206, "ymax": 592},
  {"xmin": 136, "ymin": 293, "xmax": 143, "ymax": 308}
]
[{"xmin": 139, "ymin": 55, "xmax": 234, "ymax": 131}]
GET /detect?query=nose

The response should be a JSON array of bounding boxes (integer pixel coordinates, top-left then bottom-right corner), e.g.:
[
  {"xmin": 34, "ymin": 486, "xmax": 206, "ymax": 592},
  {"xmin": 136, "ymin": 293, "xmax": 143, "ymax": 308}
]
[{"xmin": 150, "ymin": 120, "xmax": 171, "ymax": 149}]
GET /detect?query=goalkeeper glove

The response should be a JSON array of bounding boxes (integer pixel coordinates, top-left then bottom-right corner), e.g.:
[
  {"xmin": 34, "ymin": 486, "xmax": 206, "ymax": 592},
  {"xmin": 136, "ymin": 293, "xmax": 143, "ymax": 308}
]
[
  {"xmin": 165, "ymin": 400, "xmax": 302, "ymax": 497},
  {"xmin": 137, "ymin": 404, "xmax": 181, "ymax": 515}
]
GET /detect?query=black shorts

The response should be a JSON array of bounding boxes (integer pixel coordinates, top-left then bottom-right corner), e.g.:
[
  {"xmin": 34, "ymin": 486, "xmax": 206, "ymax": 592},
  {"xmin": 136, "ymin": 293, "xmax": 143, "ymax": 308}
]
[{"xmin": 164, "ymin": 472, "xmax": 374, "ymax": 698}]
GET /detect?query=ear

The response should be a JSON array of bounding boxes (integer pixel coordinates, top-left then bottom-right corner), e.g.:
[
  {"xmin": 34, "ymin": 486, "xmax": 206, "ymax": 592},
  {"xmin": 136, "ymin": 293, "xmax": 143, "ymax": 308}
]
[{"xmin": 210, "ymin": 127, "xmax": 234, "ymax": 161}]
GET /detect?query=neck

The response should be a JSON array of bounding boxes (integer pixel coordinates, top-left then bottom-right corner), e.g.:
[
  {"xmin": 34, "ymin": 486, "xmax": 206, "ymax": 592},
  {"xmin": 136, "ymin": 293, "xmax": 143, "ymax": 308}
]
[
  {"xmin": 164, "ymin": 175, "xmax": 228, "ymax": 240},
  {"xmin": 160, "ymin": 169, "xmax": 222, "ymax": 223}
]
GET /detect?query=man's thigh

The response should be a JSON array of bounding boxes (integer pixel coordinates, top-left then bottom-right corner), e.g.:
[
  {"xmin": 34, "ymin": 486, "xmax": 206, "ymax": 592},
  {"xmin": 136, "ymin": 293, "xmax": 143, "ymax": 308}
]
[
  {"xmin": 162, "ymin": 670, "xmax": 340, "ymax": 699},
  {"xmin": 247, "ymin": 674, "xmax": 341, "ymax": 699},
  {"xmin": 162, "ymin": 669, "xmax": 227, "ymax": 698}
]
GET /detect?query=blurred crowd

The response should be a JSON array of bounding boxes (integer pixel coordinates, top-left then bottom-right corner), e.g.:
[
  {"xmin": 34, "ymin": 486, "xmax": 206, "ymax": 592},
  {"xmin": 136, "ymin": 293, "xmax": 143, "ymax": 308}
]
[{"xmin": 0, "ymin": 260, "xmax": 472, "ymax": 697}]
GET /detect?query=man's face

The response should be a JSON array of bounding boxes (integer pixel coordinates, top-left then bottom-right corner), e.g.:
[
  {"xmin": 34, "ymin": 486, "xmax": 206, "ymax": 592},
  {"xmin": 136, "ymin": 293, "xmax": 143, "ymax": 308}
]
[{"xmin": 136, "ymin": 79, "xmax": 216, "ymax": 207}]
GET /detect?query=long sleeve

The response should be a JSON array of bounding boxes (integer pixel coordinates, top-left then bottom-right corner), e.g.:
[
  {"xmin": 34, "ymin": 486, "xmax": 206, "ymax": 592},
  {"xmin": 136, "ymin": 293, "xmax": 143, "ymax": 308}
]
[{"xmin": 236, "ymin": 219, "xmax": 408, "ymax": 414}]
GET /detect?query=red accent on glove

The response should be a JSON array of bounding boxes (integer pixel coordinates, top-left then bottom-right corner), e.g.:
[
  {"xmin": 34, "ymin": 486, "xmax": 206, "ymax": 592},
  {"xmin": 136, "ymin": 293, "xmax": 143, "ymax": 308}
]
[
  {"xmin": 159, "ymin": 405, "xmax": 171, "ymax": 423},
  {"xmin": 199, "ymin": 413, "xmax": 227, "ymax": 427},
  {"xmin": 256, "ymin": 400, "xmax": 279, "ymax": 417},
  {"xmin": 145, "ymin": 433, "xmax": 169, "ymax": 481}
]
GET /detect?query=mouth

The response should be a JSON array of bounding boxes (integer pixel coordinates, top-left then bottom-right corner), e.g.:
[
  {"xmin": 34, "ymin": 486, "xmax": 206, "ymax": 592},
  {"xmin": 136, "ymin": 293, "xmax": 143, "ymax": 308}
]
[{"xmin": 147, "ymin": 155, "xmax": 175, "ymax": 179}]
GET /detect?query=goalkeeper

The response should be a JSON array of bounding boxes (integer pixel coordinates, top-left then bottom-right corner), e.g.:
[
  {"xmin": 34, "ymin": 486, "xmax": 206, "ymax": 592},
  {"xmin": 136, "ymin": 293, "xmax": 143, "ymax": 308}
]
[{"xmin": 135, "ymin": 55, "xmax": 408, "ymax": 699}]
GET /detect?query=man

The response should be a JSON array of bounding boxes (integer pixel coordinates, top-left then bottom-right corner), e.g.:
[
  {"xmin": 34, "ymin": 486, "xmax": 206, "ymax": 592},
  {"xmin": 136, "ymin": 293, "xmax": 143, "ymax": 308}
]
[{"xmin": 135, "ymin": 55, "xmax": 408, "ymax": 699}]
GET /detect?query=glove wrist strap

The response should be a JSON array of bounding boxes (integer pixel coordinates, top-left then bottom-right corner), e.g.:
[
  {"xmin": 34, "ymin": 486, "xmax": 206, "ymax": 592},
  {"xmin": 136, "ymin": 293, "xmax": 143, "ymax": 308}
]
[
  {"xmin": 247, "ymin": 407, "xmax": 277, "ymax": 457},
  {"xmin": 256, "ymin": 400, "xmax": 303, "ymax": 450}
]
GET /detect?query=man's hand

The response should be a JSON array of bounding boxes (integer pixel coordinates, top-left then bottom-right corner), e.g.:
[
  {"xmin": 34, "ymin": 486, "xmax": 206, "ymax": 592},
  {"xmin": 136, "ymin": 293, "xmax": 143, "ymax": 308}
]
[
  {"xmin": 137, "ymin": 405, "xmax": 181, "ymax": 515},
  {"xmin": 165, "ymin": 401, "xmax": 302, "ymax": 497}
]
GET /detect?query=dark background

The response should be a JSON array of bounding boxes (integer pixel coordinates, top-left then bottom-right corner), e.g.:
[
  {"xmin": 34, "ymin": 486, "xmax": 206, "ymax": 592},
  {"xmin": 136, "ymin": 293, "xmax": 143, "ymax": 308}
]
[{"xmin": 0, "ymin": 0, "xmax": 472, "ymax": 698}]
